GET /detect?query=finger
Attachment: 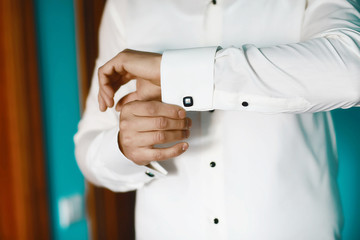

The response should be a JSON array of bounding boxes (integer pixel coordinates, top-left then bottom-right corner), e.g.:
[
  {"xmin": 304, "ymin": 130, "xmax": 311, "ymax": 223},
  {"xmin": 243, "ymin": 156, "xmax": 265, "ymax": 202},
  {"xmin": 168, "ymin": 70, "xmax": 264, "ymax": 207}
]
[
  {"xmin": 150, "ymin": 142, "xmax": 189, "ymax": 161},
  {"xmin": 98, "ymin": 93, "xmax": 107, "ymax": 112},
  {"xmin": 102, "ymin": 84, "xmax": 115, "ymax": 99},
  {"xmin": 97, "ymin": 77, "xmax": 112, "ymax": 107},
  {"xmin": 98, "ymin": 56, "xmax": 125, "ymax": 82},
  {"xmin": 98, "ymin": 55, "xmax": 133, "ymax": 88},
  {"xmin": 102, "ymin": 54, "xmax": 125, "ymax": 75},
  {"xmin": 124, "ymin": 101, "xmax": 186, "ymax": 119},
  {"xmin": 100, "ymin": 88, "xmax": 114, "ymax": 108},
  {"xmin": 115, "ymin": 92, "xmax": 139, "ymax": 112},
  {"xmin": 98, "ymin": 59, "xmax": 126, "ymax": 105},
  {"xmin": 98, "ymin": 89, "xmax": 112, "ymax": 109},
  {"xmin": 133, "ymin": 142, "xmax": 189, "ymax": 164},
  {"xmin": 100, "ymin": 85, "xmax": 116, "ymax": 107},
  {"xmin": 122, "ymin": 116, "xmax": 192, "ymax": 132},
  {"xmin": 135, "ymin": 130, "xmax": 190, "ymax": 146}
]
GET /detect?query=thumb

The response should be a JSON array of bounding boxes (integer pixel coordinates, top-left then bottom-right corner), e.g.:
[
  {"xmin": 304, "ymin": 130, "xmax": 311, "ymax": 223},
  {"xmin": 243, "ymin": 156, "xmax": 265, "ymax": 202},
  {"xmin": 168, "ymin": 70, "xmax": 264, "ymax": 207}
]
[{"xmin": 115, "ymin": 92, "xmax": 139, "ymax": 111}]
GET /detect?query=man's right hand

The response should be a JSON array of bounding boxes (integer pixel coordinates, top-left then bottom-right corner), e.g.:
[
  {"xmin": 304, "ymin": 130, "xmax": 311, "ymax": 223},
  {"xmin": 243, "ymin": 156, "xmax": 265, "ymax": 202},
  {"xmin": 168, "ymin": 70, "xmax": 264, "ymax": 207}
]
[
  {"xmin": 118, "ymin": 100, "xmax": 192, "ymax": 166},
  {"xmin": 97, "ymin": 49, "xmax": 162, "ymax": 112}
]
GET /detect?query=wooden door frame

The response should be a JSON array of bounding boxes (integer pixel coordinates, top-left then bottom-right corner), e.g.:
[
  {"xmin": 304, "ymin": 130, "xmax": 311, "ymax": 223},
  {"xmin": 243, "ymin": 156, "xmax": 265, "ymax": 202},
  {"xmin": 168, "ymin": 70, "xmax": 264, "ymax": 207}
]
[{"xmin": 0, "ymin": 0, "xmax": 50, "ymax": 239}]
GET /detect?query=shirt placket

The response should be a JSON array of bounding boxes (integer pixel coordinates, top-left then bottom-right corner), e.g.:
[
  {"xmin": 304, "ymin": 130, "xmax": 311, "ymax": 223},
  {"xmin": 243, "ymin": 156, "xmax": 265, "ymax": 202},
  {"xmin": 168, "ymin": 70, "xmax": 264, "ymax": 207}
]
[
  {"xmin": 200, "ymin": 110, "xmax": 227, "ymax": 240},
  {"xmin": 201, "ymin": 2, "xmax": 227, "ymax": 238}
]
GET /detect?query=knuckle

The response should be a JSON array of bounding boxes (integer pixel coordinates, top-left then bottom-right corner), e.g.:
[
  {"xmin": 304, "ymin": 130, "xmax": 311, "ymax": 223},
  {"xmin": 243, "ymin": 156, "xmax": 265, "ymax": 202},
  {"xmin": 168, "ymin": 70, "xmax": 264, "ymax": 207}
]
[
  {"xmin": 121, "ymin": 133, "xmax": 132, "ymax": 147},
  {"xmin": 154, "ymin": 131, "xmax": 166, "ymax": 143},
  {"xmin": 119, "ymin": 120, "xmax": 128, "ymax": 130},
  {"xmin": 147, "ymin": 104, "xmax": 157, "ymax": 115},
  {"xmin": 156, "ymin": 117, "xmax": 167, "ymax": 129}
]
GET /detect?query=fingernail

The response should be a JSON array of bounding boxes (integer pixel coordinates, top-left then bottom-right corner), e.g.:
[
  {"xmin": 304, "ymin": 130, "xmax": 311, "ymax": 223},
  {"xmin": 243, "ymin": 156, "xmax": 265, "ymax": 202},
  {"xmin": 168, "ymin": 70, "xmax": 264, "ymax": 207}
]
[
  {"xmin": 182, "ymin": 143, "xmax": 188, "ymax": 151},
  {"xmin": 178, "ymin": 109, "xmax": 186, "ymax": 119}
]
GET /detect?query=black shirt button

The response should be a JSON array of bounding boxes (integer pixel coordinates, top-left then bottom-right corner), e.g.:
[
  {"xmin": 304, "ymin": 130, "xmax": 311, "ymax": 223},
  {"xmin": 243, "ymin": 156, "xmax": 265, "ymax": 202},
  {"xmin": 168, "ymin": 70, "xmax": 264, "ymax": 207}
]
[
  {"xmin": 242, "ymin": 101, "xmax": 249, "ymax": 107},
  {"xmin": 210, "ymin": 162, "xmax": 216, "ymax": 168},
  {"xmin": 145, "ymin": 171, "xmax": 155, "ymax": 177},
  {"xmin": 212, "ymin": 0, "xmax": 217, "ymax": 4},
  {"xmin": 214, "ymin": 218, "xmax": 219, "ymax": 224}
]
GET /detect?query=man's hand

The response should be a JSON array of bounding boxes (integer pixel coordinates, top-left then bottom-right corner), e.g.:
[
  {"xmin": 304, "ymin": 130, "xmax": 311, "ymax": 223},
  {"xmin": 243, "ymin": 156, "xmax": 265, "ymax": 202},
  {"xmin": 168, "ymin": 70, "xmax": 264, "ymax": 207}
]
[
  {"xmin": 115, "ymin": 78, "xmax": 161, "ymax": 111},
  {"xmin": 119, "ymin": 100, "xmax": 192, "ymax": 166},
  {"xmin": 98, "ymin": 49, "xmax": 162, "ymax": 112}
]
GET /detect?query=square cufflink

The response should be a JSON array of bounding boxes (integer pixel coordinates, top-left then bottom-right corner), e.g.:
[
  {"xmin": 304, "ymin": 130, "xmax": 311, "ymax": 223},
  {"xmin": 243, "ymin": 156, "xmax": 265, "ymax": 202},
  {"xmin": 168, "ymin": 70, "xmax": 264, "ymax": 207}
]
[{"xmin": 183, "ymin": 96, "xmax": 193, "ymax": 107}]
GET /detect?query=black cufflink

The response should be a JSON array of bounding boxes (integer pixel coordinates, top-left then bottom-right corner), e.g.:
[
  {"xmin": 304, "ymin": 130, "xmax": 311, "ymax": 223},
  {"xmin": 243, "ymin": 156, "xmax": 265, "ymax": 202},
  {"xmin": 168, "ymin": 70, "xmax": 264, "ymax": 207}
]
[
  {"xmin": 183, "ymin": 96, "xmax": 193, "ymax": 107},
  {"xmin": 145, "ymin": 171, "xmax": 155, "ymax": 177}
]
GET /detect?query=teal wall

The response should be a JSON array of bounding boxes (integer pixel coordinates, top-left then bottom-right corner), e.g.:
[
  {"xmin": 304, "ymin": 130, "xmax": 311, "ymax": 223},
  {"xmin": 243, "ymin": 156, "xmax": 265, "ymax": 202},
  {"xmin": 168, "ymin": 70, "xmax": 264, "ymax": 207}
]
[
  {"xmin": 333, "ymin": 108, "xmax": 360, "ymax": 240},
  {"xmin": 34, "ymin": 0, "xmax": 88, "ymax": 239}
]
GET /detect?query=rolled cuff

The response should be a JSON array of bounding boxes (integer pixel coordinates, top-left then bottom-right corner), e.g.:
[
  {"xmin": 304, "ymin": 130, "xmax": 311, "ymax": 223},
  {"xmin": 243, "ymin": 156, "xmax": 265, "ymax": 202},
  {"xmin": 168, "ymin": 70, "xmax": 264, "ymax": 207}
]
[{"xmin": 161, "ymin": 47, "xmax": 219, "ymax": 111}]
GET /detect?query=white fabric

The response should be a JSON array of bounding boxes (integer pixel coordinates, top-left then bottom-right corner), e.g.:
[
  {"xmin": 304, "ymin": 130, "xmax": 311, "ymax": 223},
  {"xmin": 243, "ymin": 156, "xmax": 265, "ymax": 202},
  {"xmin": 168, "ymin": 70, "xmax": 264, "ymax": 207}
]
[
  {"xmin": 74, "ymin": 0, "xmax": 360, "ymax": 239},
  {"xmin": 161, "ymin": 47, "xmax": 219, "ymax": 111}
]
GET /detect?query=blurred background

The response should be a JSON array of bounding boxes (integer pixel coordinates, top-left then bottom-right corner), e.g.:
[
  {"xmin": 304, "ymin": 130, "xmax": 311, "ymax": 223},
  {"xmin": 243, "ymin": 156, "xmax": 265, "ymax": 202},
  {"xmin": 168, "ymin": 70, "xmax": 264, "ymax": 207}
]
[{"xmin": 0, "ymin": 0, "xmax": 359, "ymax": 239}]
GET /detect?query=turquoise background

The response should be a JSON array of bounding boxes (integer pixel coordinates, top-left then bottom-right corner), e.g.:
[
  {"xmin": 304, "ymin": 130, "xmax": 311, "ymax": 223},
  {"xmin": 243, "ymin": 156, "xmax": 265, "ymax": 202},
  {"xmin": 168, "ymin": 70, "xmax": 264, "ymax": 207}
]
[
  {"xmin": 333, "ymin": 109, "xmax": 360, "ymax": 240},
  {"xmin": 33, "ymin": 0, "xmax": 359, "ymax": 239},
  {"xmin": 34, "ymin": 0, "xmax": 88, "ymax": 239}
]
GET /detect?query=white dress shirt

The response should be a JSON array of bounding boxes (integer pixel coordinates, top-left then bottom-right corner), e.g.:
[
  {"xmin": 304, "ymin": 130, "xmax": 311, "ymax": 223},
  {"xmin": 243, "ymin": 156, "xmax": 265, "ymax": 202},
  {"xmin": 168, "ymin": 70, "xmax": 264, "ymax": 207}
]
[{"xmin": 74, "ymin": 0, "xmax": 360, "ymax": 239}]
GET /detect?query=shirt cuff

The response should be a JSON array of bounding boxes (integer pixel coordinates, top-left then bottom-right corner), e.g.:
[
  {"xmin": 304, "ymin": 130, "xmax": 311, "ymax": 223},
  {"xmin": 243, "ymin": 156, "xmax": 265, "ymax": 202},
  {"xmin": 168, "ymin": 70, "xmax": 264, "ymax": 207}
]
[
  {"xmin": 161, "ymin": 47, "xmax": 219, "ymax": 111},
  {"xmin": 87, "ymin": 128, "xmax": 167, "ymax": 192}
]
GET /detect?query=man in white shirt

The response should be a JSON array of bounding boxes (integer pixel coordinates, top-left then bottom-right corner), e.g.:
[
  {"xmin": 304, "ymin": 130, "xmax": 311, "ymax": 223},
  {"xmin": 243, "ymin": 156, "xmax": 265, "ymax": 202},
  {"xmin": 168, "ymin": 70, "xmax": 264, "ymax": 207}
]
[{"xmin": 75, "ymin": 0, "xmax": 360, "ymax": 239}]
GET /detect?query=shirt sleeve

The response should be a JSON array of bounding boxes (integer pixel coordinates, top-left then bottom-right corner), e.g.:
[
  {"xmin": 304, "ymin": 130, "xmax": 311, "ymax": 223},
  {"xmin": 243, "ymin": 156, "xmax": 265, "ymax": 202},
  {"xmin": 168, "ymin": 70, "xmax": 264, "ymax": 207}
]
[
  {"xmin": 161, "ymin": 47, "xmax": 219, "ymax": 111},
  {"xmin": 161, "ymin": 0, "xmax": 360, "ymax": 113},
  {"xmin": 74, "ymin": 0, "xmax": 167, "ymax": 193}
]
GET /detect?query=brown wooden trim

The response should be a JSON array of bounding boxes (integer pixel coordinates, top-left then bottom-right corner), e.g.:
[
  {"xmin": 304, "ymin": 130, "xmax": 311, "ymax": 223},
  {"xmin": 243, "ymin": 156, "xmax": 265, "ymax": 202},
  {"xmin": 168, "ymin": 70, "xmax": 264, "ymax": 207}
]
[{"xmin": 0, "ymin": 0, "xmax": 50, "ymax": 239}]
